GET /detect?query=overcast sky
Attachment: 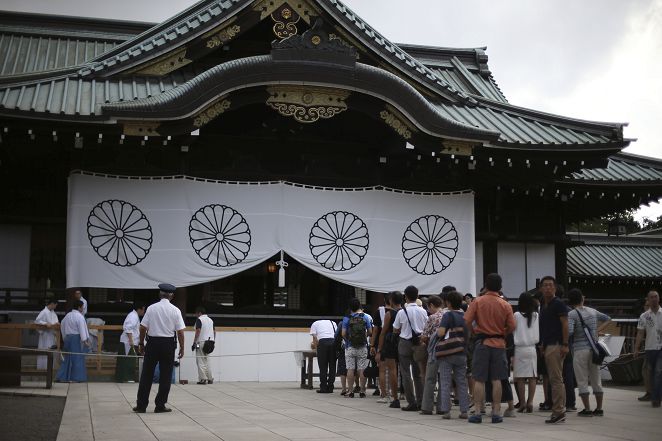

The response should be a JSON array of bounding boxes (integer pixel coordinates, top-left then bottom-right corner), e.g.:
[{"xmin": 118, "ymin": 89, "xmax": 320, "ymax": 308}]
[{"xmin": 4, "ymin": 0, "xmax": 662, "ymax": 220}]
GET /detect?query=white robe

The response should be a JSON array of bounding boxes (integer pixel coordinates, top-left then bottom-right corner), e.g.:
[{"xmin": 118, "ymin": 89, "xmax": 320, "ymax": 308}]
[
  {"xmin": 119, "ymin": 310, "xmax": 141, "ymax": 354},
  {"xmin": 35, "ymin": 306, "xmax": 59, "ymax": 370}
]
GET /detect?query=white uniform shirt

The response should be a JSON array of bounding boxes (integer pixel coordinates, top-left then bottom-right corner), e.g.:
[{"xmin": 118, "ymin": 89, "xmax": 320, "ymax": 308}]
[
  {"xmin": 141, "ymin": 299, "xmax": 186, "ymax": 337},
  {"xmin": 60, "ymin": 310, "xmax": 89, "ymax": 342},
  {"xmin": 195, "ymin": 314, "xmax": 215, "ymax": 342},
  {"xmin": 393, "ymin": 303, "xmax": 428, "ymax": 339},
  {"xmin": 120, "ymin": 310, "xmax": 141, "ymax": 346},
  {"xmin": 309, "ymin": 320, "xmax": 337, "ymax": 339},
  {"xmin": 638, "ymin": 307, "xmax": 662, "ymax": 350},
  {"xmin": 513, "ymin": 311, "xmax": 540, "ymax": 347}
]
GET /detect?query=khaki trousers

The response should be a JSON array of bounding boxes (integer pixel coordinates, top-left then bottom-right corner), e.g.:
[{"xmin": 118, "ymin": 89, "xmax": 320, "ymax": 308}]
[
  {"xmin": 544, "ymin": 345, "xmax": 566, "ymax": 415},
  {"xmin": 196, "ymin": 347, "xmax": 212, "ymax": 381}
]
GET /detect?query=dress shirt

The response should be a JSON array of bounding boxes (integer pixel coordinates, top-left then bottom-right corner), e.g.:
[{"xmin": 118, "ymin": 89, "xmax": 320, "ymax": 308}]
[
  {"xmin": 392, "ymin": 303, "xmax": 428, "ymax": 339},
  {"xmin": 60, "ymin": 310, "xmax": 89, "ymax": 342},
  {"xmin": 309, "ymin": 320, "xmax": 337, "ymax": 339},
  {"xmin": 141, "ymin": 299, "xmax": 186, "ymax": 338}
]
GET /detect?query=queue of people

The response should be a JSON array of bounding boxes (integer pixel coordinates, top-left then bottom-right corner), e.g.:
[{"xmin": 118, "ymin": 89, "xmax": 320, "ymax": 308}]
[{"xmin": 310, "ymin": 275, "xmax": 662, "ymax": 424}]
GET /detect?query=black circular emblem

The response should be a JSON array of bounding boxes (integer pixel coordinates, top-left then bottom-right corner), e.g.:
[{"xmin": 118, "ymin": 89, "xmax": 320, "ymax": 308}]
[
  {"xmin": 309, "ymin": 211, "xmax": 369, "ymax": 271},
  {"xmin": 402, "ymin": 215, "xmax": 458, "ymax": 275},
  {"xmin": 189, "ymin": 204, "xmax": 251, "ymax": 267},
  {"xmin": 87, "ymin": 200, "xmax": 153, "ymax": 266}
]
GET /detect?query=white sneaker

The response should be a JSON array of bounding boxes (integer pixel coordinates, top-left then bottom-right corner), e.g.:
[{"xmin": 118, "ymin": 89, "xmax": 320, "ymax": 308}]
[{"xmin": 377, "ymin": 397, "xmax": 390, "ymax": 404}]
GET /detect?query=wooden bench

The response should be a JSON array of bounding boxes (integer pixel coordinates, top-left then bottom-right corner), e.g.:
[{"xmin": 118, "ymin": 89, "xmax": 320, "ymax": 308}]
[{"xmin": 0, "ymin": 348, "xmax": 53, "ymax": 389}]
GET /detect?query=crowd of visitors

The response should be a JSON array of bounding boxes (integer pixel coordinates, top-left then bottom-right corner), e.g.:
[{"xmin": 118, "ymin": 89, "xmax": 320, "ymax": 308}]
[{"xmin": 310, "ymin": 275, "xmax": 662, "ymax": 424}]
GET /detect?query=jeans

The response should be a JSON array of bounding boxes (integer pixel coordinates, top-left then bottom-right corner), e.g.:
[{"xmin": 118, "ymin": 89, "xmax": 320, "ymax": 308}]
[
  {"xmin": 421, "ymin": 359, "xmax": 441, "ymax": 412},
  {"xmin": 647, "ymin": 349, "xmax": 662, "ymax": 402},
  {"xmin": 438, "ymin": 354, "xmax": 470, "ymax": 413}
]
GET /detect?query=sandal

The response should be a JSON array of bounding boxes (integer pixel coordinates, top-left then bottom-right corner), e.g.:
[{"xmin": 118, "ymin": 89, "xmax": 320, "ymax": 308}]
[{"xmin": 340, "ymin": 390, "xmax": 348, "ymax": 396}]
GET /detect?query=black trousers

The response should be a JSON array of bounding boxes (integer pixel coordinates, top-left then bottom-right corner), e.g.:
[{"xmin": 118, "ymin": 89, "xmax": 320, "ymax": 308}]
[
  {"xmin": 137, "ymin": 336, "xmax": 176, "ymax": 409},
  {"xmin": 317, "ymin": 338, "xmax": 336, "ymax": 390}
]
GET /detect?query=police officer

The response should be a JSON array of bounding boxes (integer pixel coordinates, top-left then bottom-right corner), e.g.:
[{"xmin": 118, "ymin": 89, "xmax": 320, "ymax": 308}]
[{"xmin": 133, "ymin": 283, "xmax": 186, "ymax": 413}]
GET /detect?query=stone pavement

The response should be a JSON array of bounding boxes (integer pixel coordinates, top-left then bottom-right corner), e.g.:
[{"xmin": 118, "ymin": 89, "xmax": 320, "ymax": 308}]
[{"xmin": 13, "ymin": 382, "xmax": 658, "ymax": 441}]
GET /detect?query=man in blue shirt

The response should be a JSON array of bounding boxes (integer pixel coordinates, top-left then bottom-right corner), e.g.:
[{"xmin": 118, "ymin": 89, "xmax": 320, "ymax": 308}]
[{"xmin": 342, "ymin": 297, "xmax": 372, "ymax": 398}]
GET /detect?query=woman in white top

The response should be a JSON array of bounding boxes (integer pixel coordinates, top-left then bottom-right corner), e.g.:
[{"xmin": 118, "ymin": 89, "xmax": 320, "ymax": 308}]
[{"xmin": 513, "ymin": 292, "xmax": 540, "ymax": 413}]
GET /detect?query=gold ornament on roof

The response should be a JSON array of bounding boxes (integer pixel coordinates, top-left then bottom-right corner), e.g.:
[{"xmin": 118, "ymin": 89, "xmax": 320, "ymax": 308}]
[
  {"xmin": 282, "ymin": 8, "xmax": 292, "ymax": 19},
  {"xmin": 206, "ymin": 25, "xmax": 241, "ymax": 49},
  {"xmin": 380, "ymin": 110, "xmax": 413, "ymax": 139},
  {"xmin": 266, "ymin": 86, "xmax": 350, "ymax": 124},
  {"xmin": 193, "ymin": 99, "xmax": 231, "ymax": 127}
]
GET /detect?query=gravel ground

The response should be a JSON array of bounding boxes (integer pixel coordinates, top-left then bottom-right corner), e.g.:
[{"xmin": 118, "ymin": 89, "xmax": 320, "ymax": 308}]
[{"xmin": 0, "ymin": 395, "xmax": 65, "ymax": 441}]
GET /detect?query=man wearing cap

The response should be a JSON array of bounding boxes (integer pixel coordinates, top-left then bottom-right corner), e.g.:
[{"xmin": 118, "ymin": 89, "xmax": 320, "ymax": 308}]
[{"xmin": 134, "ymin": 283, "xmax": 186, "ymax": 413}]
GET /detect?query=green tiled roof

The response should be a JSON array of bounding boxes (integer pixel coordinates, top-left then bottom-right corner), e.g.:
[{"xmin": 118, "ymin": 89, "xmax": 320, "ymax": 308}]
[
  {"xmin": 569, "ymin": 153, "xmax": 662, "ymax": 182},
  {"xmin": 567, "ymin": 244, "xmax": 662, "ymax": 280}
]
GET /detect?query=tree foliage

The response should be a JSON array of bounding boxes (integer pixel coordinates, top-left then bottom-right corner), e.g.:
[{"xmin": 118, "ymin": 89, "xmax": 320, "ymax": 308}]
[{"xmin": 568, "ymin": 210, "xmax": 662, "ymax": 234}]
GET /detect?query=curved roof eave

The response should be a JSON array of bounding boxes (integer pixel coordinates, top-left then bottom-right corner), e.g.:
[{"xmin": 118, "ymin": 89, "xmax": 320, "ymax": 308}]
[{"xmin": 102, "ymin": 55, "xmax": 500, "ymax": 142}]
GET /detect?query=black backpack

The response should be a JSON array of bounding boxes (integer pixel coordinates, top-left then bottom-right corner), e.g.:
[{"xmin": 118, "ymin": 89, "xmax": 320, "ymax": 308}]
[{"xmin": 348, "ymin": 313, "xmax": 368, "ymax": 347}]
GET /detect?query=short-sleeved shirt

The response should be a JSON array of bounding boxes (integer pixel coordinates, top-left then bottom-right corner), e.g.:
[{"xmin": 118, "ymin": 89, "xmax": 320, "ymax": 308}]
[
  {"xmin": 464, "ymin": 291, "xmax": 515, "ymax": 349},
  {"xmin": 309, "ymin": 320, "xmax": 337, "ymax": 340},
  {"xmin": 568, "ymin": 307, "xmax": 610, "ymax": 351},
  {"xmin": 539, "ymin": 296, "xmax": 569, "ymax": 346},
  {"xmin": 393, "ymin": 303, "xmax": 428, "ymax": 340},
  {"xmin": 637, "ymin": 308, "xmax": 662, "ymax": 350},
  {"xmin": 423, "ymin": 309, "xmax": 445, "ymax": 338},
  {"xmin": 141, "ymin": 299, "xmax": 186, "ymax": 338},
  {"xmin": 342, "ymin": 313, "xmax": 372, "ymax": 348}
]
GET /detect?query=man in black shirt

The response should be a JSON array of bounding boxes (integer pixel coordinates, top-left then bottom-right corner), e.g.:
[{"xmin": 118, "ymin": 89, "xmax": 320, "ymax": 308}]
[{"xmin": 538, "ymin": 276, "xmax": 569, "ymax": 424}]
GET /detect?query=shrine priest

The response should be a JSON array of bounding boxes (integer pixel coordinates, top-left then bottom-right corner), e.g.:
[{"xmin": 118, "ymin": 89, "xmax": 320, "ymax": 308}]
[
  {"xmin": 35, "ymin": 298, "xmax": 59, "ymax": 370},
  {"xmin": 56, "ymin": 300, "xmax": 90, "ymax": 382},
  {"xmin": 115, "ymin": 302, "xmax": 145, "ymax": 382}
]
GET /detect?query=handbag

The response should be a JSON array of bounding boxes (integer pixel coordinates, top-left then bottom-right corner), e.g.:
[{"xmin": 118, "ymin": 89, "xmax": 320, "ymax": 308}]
[
  {"xmin": 576, "ymin": 309, "xmax": 608, "ymax": 365},
  {"xmin": 435, "ymin": 312, "xmax": 465, "ymax": 358},
  {"xmin": 202, "ymin": 339, "xmax": 215, "ymax": 355},
  {"xmin": 402, "ymin": 306, "xmax": 421, "ymax": 346},
  {"xmin": 332, "ymin": 321, "xmax": 344, "ymax": 358}
]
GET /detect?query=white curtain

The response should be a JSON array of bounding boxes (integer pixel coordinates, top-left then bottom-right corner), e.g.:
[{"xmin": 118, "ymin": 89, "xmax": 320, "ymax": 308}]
[{"xmin": 67, "ymin": 173, "xmax": 475, "ymax": 294}]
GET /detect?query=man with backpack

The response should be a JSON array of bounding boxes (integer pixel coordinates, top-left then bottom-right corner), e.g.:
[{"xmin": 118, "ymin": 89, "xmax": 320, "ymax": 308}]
[
  {"xmin": 342, "ymin": 297, "xmax": 373, "ymax": 398},
  {"xmin": 310, "ymin": 318, "xmax": 338, "ymax": 393}
]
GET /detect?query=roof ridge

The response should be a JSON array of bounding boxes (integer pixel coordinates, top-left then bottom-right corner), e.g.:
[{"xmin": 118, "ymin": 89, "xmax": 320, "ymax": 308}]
[{"xmin": 321, "ymin": 0, "xmax": 471, "ymax": 104}]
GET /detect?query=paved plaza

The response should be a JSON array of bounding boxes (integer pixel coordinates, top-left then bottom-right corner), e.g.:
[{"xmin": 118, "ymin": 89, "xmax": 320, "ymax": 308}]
[{"xmin": 1, "ymin": 382, "xmax": 658, "ymax": 441}]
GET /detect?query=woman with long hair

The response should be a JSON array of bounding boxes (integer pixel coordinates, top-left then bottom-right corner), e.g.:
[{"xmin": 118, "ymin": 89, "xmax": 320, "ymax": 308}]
[{"xmin": 513, "ymin": 292, "xmax": 540, "ymax": 412}]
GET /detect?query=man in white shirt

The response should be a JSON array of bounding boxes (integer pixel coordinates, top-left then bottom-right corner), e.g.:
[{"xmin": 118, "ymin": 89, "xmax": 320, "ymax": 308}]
[
  {"xmin": 393, "ymin": 285, "xmax": 428, "ymax": 411},
  {"xmin": 635, "ymin": 290, "xmax": 662, "ymax": 408},
  {"xmin": 35, "ymin": 298, "xmax": 59, "ymax": 370},
  {"xmin": 116, "ymin": 303, "xmax": 145, "ymax": 382},
  {"xmin": 55, "ymin": 300, "xmax": 90, "ymax": 382},
  {"xmin": 74, "ymin": 289, "xmax": 87, "ymax": 316},
  {"xmin": 134, "ymin": 283, "xmax": 186, "ymax": 413},
  {"xmin": 193, "ymin": 306, "xmax": 215, "ymax": 385},
  {"xmin": 310, "ymin": 318, "xmax": 337, "ymax": 393}
]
